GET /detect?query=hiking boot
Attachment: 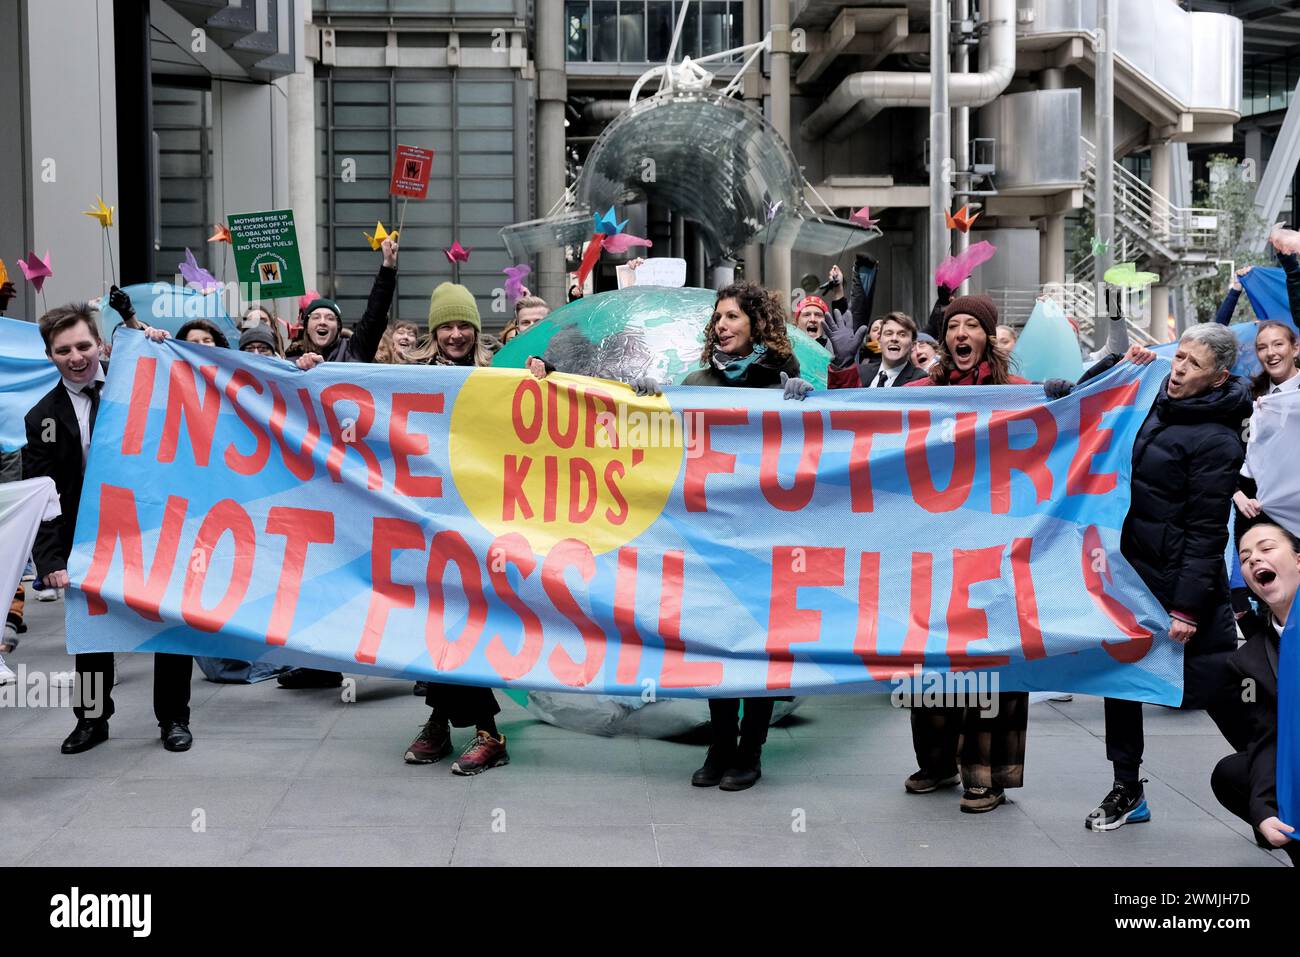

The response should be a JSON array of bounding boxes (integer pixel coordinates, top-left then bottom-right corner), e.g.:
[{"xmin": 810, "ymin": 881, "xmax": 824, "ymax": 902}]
[
  {"xmin": 959, "ymin": 786, "xmax": 1006, "ymax": 813},
  {"xmin": 691, "ymin": 746, "xmax": 735, "ymax": 788},
  {"xmin": 1085, "ymin": 780, "xmax": 1150, "ymax": 831},
  {"xmin": 404, "ymin": 716, "xmax": 452, "ymax": 765},
  {"xmin": 451, "ymin": 730, "xmax": 509, "ymax": 776},
  {"xmin": 904, "ymin": 768, "xmax": 961, "ymax": 794},
  {"xmin": 719, "ymin": 752, "xmax": 762, "ymax": 791}
]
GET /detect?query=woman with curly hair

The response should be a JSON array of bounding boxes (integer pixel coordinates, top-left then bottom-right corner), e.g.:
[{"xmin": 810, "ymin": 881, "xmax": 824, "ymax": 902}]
[{"xmin": 683, "ymin": 281, "xmax": 801, "ymax": 389}]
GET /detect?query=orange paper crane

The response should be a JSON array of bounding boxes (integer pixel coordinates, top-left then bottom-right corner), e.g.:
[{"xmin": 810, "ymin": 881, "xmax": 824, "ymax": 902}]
[
  {"xmin": 945, "ymin": 204, "xmax": 981, "ymax": 233},
  {"xmin": 208, "ymin": 223, "xmax": 232, "ymax": 244}
]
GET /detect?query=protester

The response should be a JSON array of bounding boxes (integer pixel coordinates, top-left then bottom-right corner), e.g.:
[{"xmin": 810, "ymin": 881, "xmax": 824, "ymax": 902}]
[
  {"xmin": 277, "ymin": 235, "xmax": 399, "ymax": 690},
  {"xmin": 373, "ymin": 320, "xmax": 422, "ymax": 364},
  {"xmin": 238, "ymin": 325, "xmax": 281, "ymax": 358},
  {"xmin": 824, "ymin": 309, "xmax": 928, "ymax": 388},
  {"xmin": 793, "ymin": 293, "xmax": 830, "ymax": 345},
  {"xmin": 1233, "ymin": 321, "xmax": 1300, "ymax": 538},
  {"xmin": 1080, "ymin": 325, "xmax": 1253, "ymax": 830},
  {"xmin": 22, "ymin": 301, "xmax": 194, "ymax": 754},
  {"xmin": 912, "ymin": 332, "xmax": 938, "ymax": 370},
  {"xmin": 514, "ymin": 294, "xmax": 550, "ymax": 335},
  {"xmin": 679, "ymin": 281, "xmax": 811, "ymax": 790},
  {"xmin": 175, "ymin": 319, "xmax": 230, "ymax": 349},
  {"xmin": 897, "ymin": 293, "xmax": 1029, "ymax": 813},
  {"xmin": 408, "ymin": 283, "xmax": 494, "ymax": 367},
  {"xmin": 1212, "ymin": 522, "xmax": 1299, "ymax": 866},
  {"xmin": 240, "ymin": 304, "xmax": 275, "ymax": 331},
  {"xmin": 995, "ymin": 323, "xmax": 1018, "ymax": 354},
  {"xmin": 1213, "ymin": 266, "xmax": 1255, "ymax": 325}
]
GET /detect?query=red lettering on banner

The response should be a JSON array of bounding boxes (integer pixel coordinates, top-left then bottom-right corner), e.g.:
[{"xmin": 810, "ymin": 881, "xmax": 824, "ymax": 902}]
[
  {"xmin": 945, "ymin": 545, "xmax": 1011, "ymax": 669},
  {"xmin": 852, "ymin": 552, "xmax": 900, "ymax": 681},
  {"xmin": 181, "ymin": 499, "xmax": 256, "ymax": 632},
  {"xmin": 603, "ymin": 461, "xmax": 629, "ymax": 525},
  {"xmin": 1010, "ymin": 537, "xmax": 1047, "ymax": 660},
  {"xmin": 759, "ymin": 411, "xmax": 823, "ymax": 511},
  {"xmin": 120, "ymin": 356, "xmax": 157, "ymax": 456},
  {"xmin": 542, "ymin": 539, "xmax": 606, "ymax": 687},
  {"xmin": 683, "ymin": 408, "xmax": 747, "ymax": 512},
  {"xmin": 583, "ymin": 388, "xmax": 619, "ymax": 449},
  {"xmin": 612, "ymin": 547, "xmax": 643, "ymax": 684},
  {"xmin": 355, "ymin": 518, "xmax": 424, "ymax": 664},
  {"xmin": 267, "ymin": 382, "xmax": 321, "ymax": 481},
  {"xmin": 904, "ymin": 410, "xmax": 977, "ymax": 512},
  {"xmin": 502, "ymin": 455, "xmax": 533, "ymax": 520},
  {"xmin": 988, "ymin": 406, "xmax": 1057, "ymax": 513},
  {"xmin": 899, "ymin": 552, "xmax": 934, "ymax": 664},
  {"xmin": 264, "ymin": 507, "xmax": 335, "ymax": 646},
  {"xmin": 545, "ymin": 381, "xmax": 581, "ymax": 449},
  {"xmin": 484, "ymin": 533, "xmax": 545, "ymax": 681},
  {"xmin": 1080, "ymin": 525, "xmax": 1153, "ymax": 662},
  {"xmin": 390, "ymin": 392, "xmax": 444, "ymax": 498},
  {"xmin": 223, "ymin": 369, "xmax": 271, "ymax": 476},
  {"xmin": 766, "ymin": 546, "xmax": 845, "ymax": 690},
  {"xmin": 659, "ymin": 550, "xmax": 723, "ymax": 689},
  {"xmin": 425, "ymin": 531, "xmax": 489, "ymax": 672},
  {"xmin": 158, "ymin": 363, "xmax": 221, "ymax": 466},
  {"xmin": 828, "ymin": 409, "xmax": 903, "ymax": 513},
  {"xmin": 511, "ymin": 378, "xmax": 542, "ymax": 443},
  {"xmin": 568, "ymin": 458, "xmax": 597, "ymax": 522},
  {"xmin": 321, "ymin": 384, "xmax": 382, "ymax": 490},
  {"xmin": 83, "ymin": 485, "xmax": 188, "ymax": 619},
  {"xmin": 1068, "ymin": 380, "xmax": 1140, "ymax": 496}
]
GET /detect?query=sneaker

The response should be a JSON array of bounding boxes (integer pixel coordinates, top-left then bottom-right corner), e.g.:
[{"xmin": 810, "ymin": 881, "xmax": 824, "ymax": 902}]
[
  {"xmin": 0, "ymin": 653, "xmax": 15, "ymax": 685},
  {"xmin": 32, "ymin": 580, "xmax": 62, "ymax": 602},
  {"xmin": 1085, "ymin": 780, "xmax": 1151, "ymax": 831},
  {"xmin": 404, "ymin": 716, "xmax": 453, "ymax": 765},
  {"xmin": 450, "ymin": 730, "xmax": 509, "ymax": 776},
  {"xmin": 959, "ymin": 786, "xmax": 1007, "ymax": 813},
  {"xmin": 691, "ymin": 745, "xmax": 736, "ymax": 788},
  {"xmin": 904, "ymin": 768, "xmax": 961, "ymax": 794},
  {"xmin": 1, "ymin": 622, "xmax": 18, "ymax": 653}
]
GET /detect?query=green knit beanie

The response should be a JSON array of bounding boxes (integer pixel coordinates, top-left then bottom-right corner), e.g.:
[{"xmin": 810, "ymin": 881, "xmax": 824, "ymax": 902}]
[{"xmin": 427, "ymin": 282, "xmax": 481, "ymax": 333}]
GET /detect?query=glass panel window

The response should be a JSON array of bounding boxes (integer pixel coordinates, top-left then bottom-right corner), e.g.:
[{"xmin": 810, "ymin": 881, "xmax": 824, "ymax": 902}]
[
  {"xmin": 566, "ymin": 2, "xmax": 590, "ymax": 61},
  {"xmin": 701, "ymin": 1, "xmax": 728, "ymax": 58},
  {"xmin": 592, "ymin": 0, "xmax": 619, "ymax": 61},
  {"xmin": 647, "ymin": 1, "xmax": 674, "ymax": 60},
  {"xmin": 620, "ymin": 1, "xmax": 646, "ymax": 62},
  {"xmin": 680, "ymin": 1, "xmax": 700, "ymax": 58}
]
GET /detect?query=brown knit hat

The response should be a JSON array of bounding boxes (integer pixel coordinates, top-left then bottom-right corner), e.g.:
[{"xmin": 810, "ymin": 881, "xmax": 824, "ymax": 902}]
[{"xmin": 943, "ymin": 294, "xmax": 998, "ymax": 337}]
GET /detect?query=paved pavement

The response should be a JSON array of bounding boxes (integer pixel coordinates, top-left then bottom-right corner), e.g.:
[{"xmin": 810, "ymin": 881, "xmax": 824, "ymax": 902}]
[{"xmin": 1, "ymin": 594, "xmax": 1291, "ymax": 867}]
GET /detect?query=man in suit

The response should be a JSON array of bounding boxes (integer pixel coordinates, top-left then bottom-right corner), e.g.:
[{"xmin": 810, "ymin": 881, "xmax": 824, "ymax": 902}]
[
  {"xmin": 22, "ymin": 302, "xmax": 194, "ymax": 755},
  {"xmin": 825, "ymin": 310, "xmax": 931, "ymax": 389},
  {"xmin": 1212, "ymin": 522, "xmax": 1299, "ymax": 865}
]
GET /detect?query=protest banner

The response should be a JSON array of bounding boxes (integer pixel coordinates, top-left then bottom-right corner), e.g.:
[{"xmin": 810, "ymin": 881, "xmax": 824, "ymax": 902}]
[
  {"xmin": 227, "ymin": 209, "xmax": 306, "ymax": 299},
  {"xmin": 65, "ymin": 331, "xmax": 1180, "ymax": 702},
  {"xmin": 389, "ymin": 145, "xmax": 435, "ymax": 200}
]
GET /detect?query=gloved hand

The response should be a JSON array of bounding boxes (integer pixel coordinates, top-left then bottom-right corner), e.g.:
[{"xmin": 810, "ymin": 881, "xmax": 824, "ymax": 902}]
[
  {"xmin": 780, "ymin": 371, "xmax": 813, "ymax": 401},
  {"xmin": 1043, "ymin": 378, "xmax": 1073, "ymax": 400},
  {"xmin": 108, "ymin": 284, "xmax": 135, "ymax": 321},
  {"xmin": 627, "ymin": 376, "xmax": 663, "ymax": 397},
  {"xmin": 822, "ymin": 308, "xmax": 867, "ymax": 369}
]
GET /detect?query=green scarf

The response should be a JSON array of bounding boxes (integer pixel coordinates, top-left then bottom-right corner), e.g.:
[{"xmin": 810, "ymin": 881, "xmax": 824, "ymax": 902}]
[{"xmin": 712, "ymin": 343, "xmax": 768, "ymax": 382}]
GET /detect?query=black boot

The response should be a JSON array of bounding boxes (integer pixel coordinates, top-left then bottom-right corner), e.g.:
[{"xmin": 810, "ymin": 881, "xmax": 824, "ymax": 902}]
[
  {"xmin": 719, "ymin": 746, "xmax": 762, "ymax": 791},
  {"xmin": 691, "ymin": 744, "xmax": 736, "ymax": 787}
]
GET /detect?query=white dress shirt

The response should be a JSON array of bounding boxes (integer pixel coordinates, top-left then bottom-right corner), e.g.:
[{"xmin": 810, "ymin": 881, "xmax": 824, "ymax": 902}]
[
  {"xmin": 867, "ymin": 361, "xmax": 906, "ymax": 388},
  {"xmin": 61, "ymin": 366, "xmax": 106, "ymax": 465}
]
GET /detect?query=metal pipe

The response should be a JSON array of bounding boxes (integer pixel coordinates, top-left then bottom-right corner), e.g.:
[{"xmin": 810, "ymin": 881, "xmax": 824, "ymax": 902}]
[
  {"xmin": 536, "ymin": 0, "xmax": 567, "ymax": 308},
  {"xmin": 929, "ymin": 0, "xmax": 951, "ymax": 286},
  {"xmin": 1094, "ymin": 0, "xmax": 1115, "ymax": 352},
  {"xmin": 765, "ymin": 0, "xmax": 792, "ymax": 299},
  {"xmin": 800, "ymin": 0, "xmax": 1014, "ymax": 143},
  {"xmin": 952, "ymin": 0, "xmax": 970, "ymax": 283},
  {"xmin": 742, "ymin": 0, "xmax": 762, "ymax": 280}
]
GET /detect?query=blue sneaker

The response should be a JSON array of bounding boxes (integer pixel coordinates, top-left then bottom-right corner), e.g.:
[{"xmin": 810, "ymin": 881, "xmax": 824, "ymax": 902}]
[{"xmin": 1085, "ymin": 780, "xmax": 1151, "ymax": 831}]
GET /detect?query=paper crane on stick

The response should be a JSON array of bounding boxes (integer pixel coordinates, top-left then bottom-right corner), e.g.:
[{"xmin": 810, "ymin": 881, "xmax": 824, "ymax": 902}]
[
  {"xmin": 364, "ymin": 221, "xmax": 398, "ymax": 251},
  {"xmin": 575, "ymin": 206, "xmax": 652, "ymax": 289},
  {"xmin": 83, "ymin": 195, "xmax": 118, "ymax": 285},
  {"xmin": 17, "ymin": 250, "xmax": 53, "ymax": 312}
]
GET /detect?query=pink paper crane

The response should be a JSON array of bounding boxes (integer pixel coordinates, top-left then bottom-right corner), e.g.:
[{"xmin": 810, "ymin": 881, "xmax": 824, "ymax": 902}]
[
  {"xmin": 17, "ymin": 251, "xmax": 53, "ymax": 293},
  {"xmin": 849, "ymin": 206, "xmax": 880, "ymax": 230},
  {"xmin": 444, "ymin": 241, "xmax": 471, "ymax": 264},
  {"xmin": 503, "ymin": 264, "xmax": 531, "ymax": 302}
]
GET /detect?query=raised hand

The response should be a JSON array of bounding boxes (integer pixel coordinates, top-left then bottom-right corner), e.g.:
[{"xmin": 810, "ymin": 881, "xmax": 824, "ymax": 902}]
[{"xmin": 822, "ymin": 308, "xmax": 867, "ymax": 369}]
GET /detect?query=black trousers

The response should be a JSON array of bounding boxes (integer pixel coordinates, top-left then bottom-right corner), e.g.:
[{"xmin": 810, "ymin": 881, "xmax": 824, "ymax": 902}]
[
  {"xmin": 1104, "ymin": 632, "xmax": 1251, "ymax": 781},
  {"xmin": 424, "ymin": 682, "xmax": 499, "ymax": 729},
  {"xmin": 73, "ymin": 651, "xmax": 193, "ymax": 726},
  {"xmin": 708, "ymin": 697, "xmax": 774, "ymax": 755},
  {"xmin": 1211, "ymin": 750, "xmax": 1300, "ymax": 866},
  {"xmin": 909, "ymin": 692, "xmax": 1029, "ymax": 790}
]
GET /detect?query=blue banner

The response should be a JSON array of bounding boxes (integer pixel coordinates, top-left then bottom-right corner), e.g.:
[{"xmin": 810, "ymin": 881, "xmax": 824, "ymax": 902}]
[
  {"xmin": 0, "ymin": 316, "xmax": 60, "ymax": 452},
  {"xmin": 65, "ymin": 331, "xmax": 1184, "ymax": 702},
  {"xmin": 1279, "ymin": 607, "xmax": 1299, "ymax": 830}
]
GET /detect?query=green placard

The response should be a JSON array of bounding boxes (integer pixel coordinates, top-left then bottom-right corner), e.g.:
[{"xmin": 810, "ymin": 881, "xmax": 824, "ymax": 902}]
[{"xmin": 227, "ymin": 208, "xmax": 306, "ymax": 299}]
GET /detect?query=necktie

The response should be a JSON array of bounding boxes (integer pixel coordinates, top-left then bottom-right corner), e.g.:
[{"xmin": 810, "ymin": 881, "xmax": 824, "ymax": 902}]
[
  {"xmin": 85, "ymin": 381, "xmax": 102, "ymax": 437},
  {"xmin": 876, "ymin": 370, "xmax": 888, "ymax": 388}
]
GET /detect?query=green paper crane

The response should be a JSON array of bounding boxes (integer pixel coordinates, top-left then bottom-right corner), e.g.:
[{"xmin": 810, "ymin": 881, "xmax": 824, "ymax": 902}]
[{"xmin": 1103, "ymin": 262, "xmax": 1160, "ymax": 289}]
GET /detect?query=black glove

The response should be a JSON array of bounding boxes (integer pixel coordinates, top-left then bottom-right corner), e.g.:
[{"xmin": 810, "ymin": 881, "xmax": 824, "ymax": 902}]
[
  {"xmin": 627, "ymin": 376, "xmax": 663, "ymax": 397},
  {"xmin": 822, "ymin": 308, "xmax": 867, "ymax": 369},
  {"xmin": 780, "ymin": 371, "xmax": 813, "ymax": 401},
  {"xmin": 0, "ymin": 280, "xmax": 15, "ymax": 314},
  {"xmin": 1043, "ymin": 378, "xmax": 1074, "ymax": 400},
  {"xmin": 936, "ymin": 283, "xmax": 953, "ymax": 306},
  {"xmin": 108, "ymin": 284, "xmax": 135, "ymax": 321}
]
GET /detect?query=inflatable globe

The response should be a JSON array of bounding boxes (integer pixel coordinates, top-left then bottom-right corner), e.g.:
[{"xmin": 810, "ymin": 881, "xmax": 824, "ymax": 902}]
[{"xmin": 492, "ymin": 285, "xmax": 830, "ymax": 389}]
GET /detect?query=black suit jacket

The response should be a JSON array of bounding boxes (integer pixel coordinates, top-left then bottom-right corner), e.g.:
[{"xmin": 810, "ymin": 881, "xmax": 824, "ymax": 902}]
[
  {"xmin": 1227, "ymin": 621, "xmax": 1281, "ymax": 826},
  {"xmin": 855, "ymin": 357, "xmax": 930, "ymax": 388},
  {"xmin": 22, "ymin": 377, "xmax": 92, "ymax": 577}
]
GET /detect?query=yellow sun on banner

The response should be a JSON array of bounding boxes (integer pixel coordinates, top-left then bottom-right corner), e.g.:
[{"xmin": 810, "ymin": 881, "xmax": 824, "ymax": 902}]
[{"xmin": 450, "ymin": 370, "xmax": 683, "ymax": 556}]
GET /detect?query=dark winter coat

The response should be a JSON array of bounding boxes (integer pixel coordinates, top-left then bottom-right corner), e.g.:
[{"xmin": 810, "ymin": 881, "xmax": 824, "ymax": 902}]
[
  {"xmin": 681, "ymin": 349, "xmax": 800, "ymax": 389},
  {"xmin": 289, "ymin": 264, "xmax": 396, "ymax": 363}
]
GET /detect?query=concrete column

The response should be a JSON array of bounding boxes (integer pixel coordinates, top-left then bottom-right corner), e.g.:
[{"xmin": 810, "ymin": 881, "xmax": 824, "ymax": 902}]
[
  {"xmin": 1149, "ymin": 140, "xmax": 1171, "ymax": 339},
  {"xmin": 764, "ymin": 0, "xmax": 791, "ymax": 297},
  {"xmin": 952, "ymin": 0, "xmax": 970, "ymax": 277},
  {"xmin": 1150, "ymin": 285, "xmax": 1169, "ymax": 341},
  {"xmin": 742, "ymin": 0, "xmax": 762, "ymax": 280},
  {"xmin": 286, "ymin": 3, "xmax": 317, "ymax": 289},
  {"xmin": 1041, "ymin": 213, "xmax": 1065, "ymax": 284},
  {"xmin": 536, "ymin": 0, "xmax": 567, "ymax": 308},
  {"xmin": 1039, "ymin": 68, "xmax": 1064, "ymax": 90},
  {"xmin": 1093, "ymin": 0, "xmax": 1116, "ymax": 352}
]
